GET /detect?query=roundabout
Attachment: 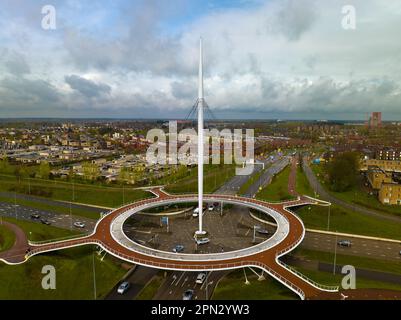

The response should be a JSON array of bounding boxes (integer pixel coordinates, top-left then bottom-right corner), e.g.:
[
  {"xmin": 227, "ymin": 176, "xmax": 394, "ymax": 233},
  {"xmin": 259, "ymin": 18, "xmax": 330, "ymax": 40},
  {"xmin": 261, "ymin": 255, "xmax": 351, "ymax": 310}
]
[{"xmin": 0, "ymin": 188, "xmax": 339, "ymax": 300}]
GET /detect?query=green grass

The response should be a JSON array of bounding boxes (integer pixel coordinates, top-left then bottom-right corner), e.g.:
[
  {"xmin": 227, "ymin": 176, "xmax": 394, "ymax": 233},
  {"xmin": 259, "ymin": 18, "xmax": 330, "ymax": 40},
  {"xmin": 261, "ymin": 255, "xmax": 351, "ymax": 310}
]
[
  {"xmin": 296, "ymin": 167, "xmax": 315, "ymax": 196},
  {"xmin": 256, "ymin": 165, "xmax": 295, "ymax": 201},
  {"xmin": 311, "ymin": 164, "xmax": 401, "ymax": 217},
  {"xmin": 0, "ymin": 195, "xmax": 100, "ymax": 220},
  {"xmin": 293, "ymin": 248, "xmax": 401, "ymax": 275},
  {"xmin": 332, "ymin": 186, "xmax": 401, "ymax": 217},
  {"xmin": 238, "ymin": 167, "xmax": 266, "ymax": 195},
  {"xmin": 2, "ymin": 217, "xmax": 80, "ymax": 242},
  {"xmin": 0, "ymin": 175, "xmax": 151, "ymax": 208},
  {"xmin": 165, "ymin": 164, "xmax": 236, "ymax": 194},
  {"xmin": 135, "ymin": 274, "xmax": 164, "ymax": 300},
  {"xmin": 0, "ymin": 246, "xmax": 126, "ymax": 299},
  {"xmin": 0, "ymin": 224, "xmax": 16, "ymax": 252},
  {"xmin": 296, "ymin": 204, "xmax": 401, "ymax": 240},
  {"xmin": 212, "ymin": 270, "xmax": 298, "ymax": 300},
  {"xmin": 294, "ymin": 267, "xmax": 401, "ymax": 292}
]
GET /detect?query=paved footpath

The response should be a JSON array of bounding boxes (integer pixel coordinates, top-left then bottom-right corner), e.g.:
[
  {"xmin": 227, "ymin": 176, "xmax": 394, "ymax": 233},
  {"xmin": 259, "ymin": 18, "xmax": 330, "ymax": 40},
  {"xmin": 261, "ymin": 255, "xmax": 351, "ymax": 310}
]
[{"xmin": 0, "ymin": 221, "xmax": 29, "ymax": 264}]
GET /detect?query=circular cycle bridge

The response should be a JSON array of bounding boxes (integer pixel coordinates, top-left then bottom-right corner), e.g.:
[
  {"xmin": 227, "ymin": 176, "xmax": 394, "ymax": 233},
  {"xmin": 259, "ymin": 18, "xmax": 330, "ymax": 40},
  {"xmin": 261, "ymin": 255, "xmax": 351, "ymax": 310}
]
[{"xmin": 0, "ymin": 188, "xmax": 339, "ymax": 300}]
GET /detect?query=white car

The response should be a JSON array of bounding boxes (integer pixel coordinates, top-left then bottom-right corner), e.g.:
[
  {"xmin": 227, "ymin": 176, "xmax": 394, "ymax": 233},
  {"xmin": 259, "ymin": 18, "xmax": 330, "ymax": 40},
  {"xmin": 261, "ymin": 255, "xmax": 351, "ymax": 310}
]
[
  {"xmin": 73, "ymin": 221, "xmax": 85, "ymax": 228},
  {"xmin": 208, "ymin": 204, "xmax": 214, "ymax": 211},
  {"xmin": 117, "ymin": 281, "xmax": 130, "ymax": 295},
  {"xmin": 193, "ymin": 207, "xmax": 199, "ymax": 217},
  {"xmin": 196, "ymin": 272, "xmax": 207, "ymax": 284},
  {"xmin": 196, "ymin": 238, "xmax": 210, "ymax": 245}
]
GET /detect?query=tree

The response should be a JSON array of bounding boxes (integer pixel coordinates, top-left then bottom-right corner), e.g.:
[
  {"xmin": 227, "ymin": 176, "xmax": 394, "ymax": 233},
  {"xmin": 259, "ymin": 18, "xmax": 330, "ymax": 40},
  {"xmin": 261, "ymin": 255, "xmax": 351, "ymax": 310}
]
[
  {"xmin": 38, "ymin": 161, "xmax": 50, "ymax": 179},
  {"xmin": 82, "ymin": 162, "xmax": 100, "ymax": 181},
  {"xmin": 0, "ymin": 156, "xmax": 12, "ymax": 174},
  {"xmin": 327, "ymin": 152, "xmax": 360, "ymax": 192}
]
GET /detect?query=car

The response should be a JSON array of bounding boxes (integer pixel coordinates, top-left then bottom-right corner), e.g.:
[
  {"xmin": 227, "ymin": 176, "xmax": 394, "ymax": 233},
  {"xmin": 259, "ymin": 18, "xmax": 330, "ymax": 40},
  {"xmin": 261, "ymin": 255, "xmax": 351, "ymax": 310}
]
[
  {"xmin": 196, "ymin": 272, "xmax": 207, "ymax": 284},
  {"xmin": 196, "ymin": 238, "xmax": 210, "ymax": 245},
  {"xmin": 173, "ymin": 245, "xmax": 184, "ymax": 253},
  {"xmin": 208, "ymin": 204, "xmax": 214, "ymax": 211},
  {"xmin": 193, "ymin": 207, "xmax": 199, "ymax": 217},
  {"xmin": 256, "ymin": 228, "xmax": 269, "ymax": 235},
  {"xmin": 30, "ymin": 213, "xmax": 40, "ymax": 219},
  {"xmin": 40, "ymin": 219, "xmax": 51, "ymax": 225},
  {"xmin": 337, "ymin": 240, "xmax": 352, "ymax": 247},
  {"xmin": 73, "ymin": 221, "xmax": 85, "ymax": 228},
  {"xmin": 117, "ymin": 281, "xmax": 130, "ymax": 295},
  {"xmin": 182, "ymin": 289, "xmax": 194, "ymax": 300}
]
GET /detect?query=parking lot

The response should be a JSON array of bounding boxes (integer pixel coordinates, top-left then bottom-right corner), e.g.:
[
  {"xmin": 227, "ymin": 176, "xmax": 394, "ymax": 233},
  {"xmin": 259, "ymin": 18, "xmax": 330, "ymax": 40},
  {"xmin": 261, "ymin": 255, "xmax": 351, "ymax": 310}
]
[{"xmin": 122, "ymin": 203, "xmax": 277, "ymax": 254}]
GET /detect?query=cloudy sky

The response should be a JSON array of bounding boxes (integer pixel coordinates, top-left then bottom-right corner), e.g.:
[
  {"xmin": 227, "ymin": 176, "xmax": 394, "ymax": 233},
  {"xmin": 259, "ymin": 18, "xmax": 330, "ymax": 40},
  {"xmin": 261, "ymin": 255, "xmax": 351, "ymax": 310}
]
[{"xmin": 0, "ymin": 0, "xmax": 401, "ymax": 120}]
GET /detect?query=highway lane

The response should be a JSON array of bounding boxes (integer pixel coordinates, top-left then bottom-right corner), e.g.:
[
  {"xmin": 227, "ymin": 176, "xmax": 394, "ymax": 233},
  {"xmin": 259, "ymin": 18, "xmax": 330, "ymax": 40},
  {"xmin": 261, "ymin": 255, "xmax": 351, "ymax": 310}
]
[
  {"xmin": 299, "ymin": 231, "xmax": 401, "ymax": 262},
  {"xmin": 105, "ymin": 266, "xmax": 158, "ymax": 300},
  {"xmin": 0, "ymin": 191, "xmax": 105, "ymax": 213},
  {"xmin": 244, "ymin": 156, "xmax": 290, "ymax": 197},
  {"xmin": 153, "ymin": 270, "xmax": 228, "ymax": 300},
  {"xmin": 0, "ymin": 201, "xmax": 97, "ymax": 234}
]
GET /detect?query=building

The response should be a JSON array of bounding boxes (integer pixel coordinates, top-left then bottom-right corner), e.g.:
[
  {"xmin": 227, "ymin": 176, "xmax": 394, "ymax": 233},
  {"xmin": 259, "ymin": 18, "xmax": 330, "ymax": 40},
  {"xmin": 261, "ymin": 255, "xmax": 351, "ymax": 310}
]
[
  {"xmin": 360, "ymin": 159, "xmax": 401, "ymax": 172},
  {"xmin": 379, "ymin": 184, "xmax": 401, "ymax": 205},
  {"xmin": 366, "ymin": 168, "xmax": 393, "ymax": 189},
  {"xmin": 368, "ymin": 112, "xmax": 382, "ymax": 128},
  {"xmin": 376, "ymin": 148, "xmax": 401, "ymax": 161}
]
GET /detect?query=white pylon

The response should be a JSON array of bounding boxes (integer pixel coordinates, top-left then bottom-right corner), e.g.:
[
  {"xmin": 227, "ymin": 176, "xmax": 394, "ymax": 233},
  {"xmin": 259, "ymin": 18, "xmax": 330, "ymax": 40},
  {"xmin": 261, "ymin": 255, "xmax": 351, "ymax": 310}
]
[{"xmin": 195, "ymin": 37, "xmax": 206, "ymax": 236}]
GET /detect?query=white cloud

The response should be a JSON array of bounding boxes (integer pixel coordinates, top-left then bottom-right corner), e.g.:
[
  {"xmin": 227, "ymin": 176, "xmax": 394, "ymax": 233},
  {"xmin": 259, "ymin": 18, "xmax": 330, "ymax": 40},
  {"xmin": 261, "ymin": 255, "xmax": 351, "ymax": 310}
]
[{"xmin": 0, "ymin": 0, "xmax": 401, "ymax": 118}]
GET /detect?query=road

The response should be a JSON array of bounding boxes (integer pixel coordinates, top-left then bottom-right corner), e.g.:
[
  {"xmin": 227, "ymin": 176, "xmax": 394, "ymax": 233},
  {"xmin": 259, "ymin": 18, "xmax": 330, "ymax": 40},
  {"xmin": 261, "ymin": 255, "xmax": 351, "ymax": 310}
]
[
  {"xmin": 153, "ymin": 270, "xmax": 228, "ymax": 300},
  {"xmin": 131, "ymin": 155, "xmax": 289, "ymax": 300},
  {"xmin": 0, "ymin": 201, "xmax": 97, "ymax": 234},
  {"xmin": 105, "ymin": 266, "xmax": 158, "ymax": 300},
  {"xmin": 244, "ymin": 156, "xmax": 290, "ymax": 197},
  {"xmin": 0, "ymin": 191, "xmax": 105, "ymax": 213},
  {"xmin": 302, "ymin": 158, "xmax": 401, "ymax": 223},
  {"xmin": 300, "ymin": 232, "xmax": 401, "ymax": 262}
]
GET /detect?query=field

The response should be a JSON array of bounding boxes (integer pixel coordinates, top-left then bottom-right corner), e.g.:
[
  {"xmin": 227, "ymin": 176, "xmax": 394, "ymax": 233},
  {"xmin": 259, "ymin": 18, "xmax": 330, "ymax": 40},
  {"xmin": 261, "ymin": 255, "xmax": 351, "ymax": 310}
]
[
  {"xmin": 310, "ymin": 164, "xmax": 401, "ymax": 217},
  {"xmin": 256, "ymin": 165, "xmax": 295, "ymax": 201},
  {"xmin": 0, "ymin": 246, "xmax": 126, "ymax": 299},
  {"xmin": 165, "ymin": 164, "xmax": 236, "ymax": 194},
  {"xmin": 212, "ymin": 269, "xmax": 298, "ymax": 300},
  {"xmin": 0, "ymin": 174, "xmax": 151, "ymax": 208},
  {"xmin": 0, "ymin": 224, "xmax": 15, "ymax": 252},
  {"xmin": 295, "ymin": 204, "xmax": 401, "ymax": 240}
]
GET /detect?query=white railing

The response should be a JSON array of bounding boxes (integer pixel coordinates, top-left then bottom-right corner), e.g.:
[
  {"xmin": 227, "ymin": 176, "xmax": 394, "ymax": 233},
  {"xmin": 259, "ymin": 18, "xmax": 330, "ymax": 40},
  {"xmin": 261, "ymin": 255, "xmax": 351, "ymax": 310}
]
[
  {"xmin": 28, "ymin": 233, "xmax": 91, "ymax": 245},
  {"xmin": 278, "ymin": 260, "xmax": 339, "ymax": 292}
]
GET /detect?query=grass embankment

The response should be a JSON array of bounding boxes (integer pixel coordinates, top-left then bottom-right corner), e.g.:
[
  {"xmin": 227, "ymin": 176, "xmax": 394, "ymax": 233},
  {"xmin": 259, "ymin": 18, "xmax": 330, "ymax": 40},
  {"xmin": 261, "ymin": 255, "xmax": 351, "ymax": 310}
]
[
  {"xmin": 256, "ymin": 165, "xmax": 295, "ymax": 201},
  {"xmin": 296, "ymin": 204, "xmax": 401, "ymax": 240},
  {"xmin": 0, "ymin": 174, "xmax": 151, "ymax": 208},
  {"xmin": 2, "ymin": 217, "xmax": 81, "ymax": 242},
  {"xmin": 0, "ymin": 224, "xmax": 16, "ymax": 252},
  {"xmin": 212, "ymin": 269, "xmax": 298, "ymax": 300},
  {"xmin": 310, "ymin": 164, "xmax": 401, "ymax": 217},
  {"xmin": 165, "ymin": 164, "xmax": 236, "ymax": 194},
  {"xmin": 296, "ymin": 167, "xmax": 315, "ymax": 196},
  {"xmin": 295, "ymin": 165, "xmax": 401, "ymax": 240},
  {"xmin": 0, "ymin": 246, "xmax": 126, "ymax": 299},
  {"xmin": 293, "ymin": 248, "xmax": 401, "ymax": 275},
  {"xmin": 238, "ymin": 167, "xmax": 266, "ymax": 195},
  {"xmin": 294, "ymin": 267, "xmax": 401, "ymax": 292},
  {"xmin": 135, "ymin": 274, "xmax": 164, "ymax": 300}
]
